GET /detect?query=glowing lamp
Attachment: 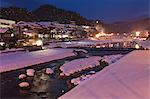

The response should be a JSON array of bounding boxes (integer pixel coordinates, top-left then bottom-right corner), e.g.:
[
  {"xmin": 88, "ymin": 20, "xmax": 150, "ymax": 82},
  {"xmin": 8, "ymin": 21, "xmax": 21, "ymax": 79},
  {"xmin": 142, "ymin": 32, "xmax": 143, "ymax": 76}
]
[
  {"xmin": 35, "ymin": 40, "xmax": 43, "ymax": 46},
  {"xmin": 135, "ymin": 31, "xmax": 140, "ymax": 37},
  {"xmin": 11, "ymin": 33, "xmax": 14, "ymax": 37},
  {"xmin": 135, "ymin": 44, "xmax": 140, "ymax": 49}
]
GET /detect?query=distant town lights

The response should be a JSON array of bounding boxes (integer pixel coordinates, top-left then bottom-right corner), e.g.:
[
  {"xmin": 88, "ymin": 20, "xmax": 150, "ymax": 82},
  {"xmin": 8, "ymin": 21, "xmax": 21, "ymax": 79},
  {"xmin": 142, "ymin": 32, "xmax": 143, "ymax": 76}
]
[
  {"xmin": 135, "ymin": 31, "xmax": 140, "ymax": 37},
  {"xmin": 82, "ymin": 26, "xmax": 89, "ymax": 29},
  {"xmin": 24, "ymin": 28, "xmax": 28, "ymax": 31},
  {"xmin": 62, "ymin": 34, "xmax": 69, "ymax": 38},
  {"xmin": 0, "ymin": 42, "xmax": 5, "ymax": 46}
]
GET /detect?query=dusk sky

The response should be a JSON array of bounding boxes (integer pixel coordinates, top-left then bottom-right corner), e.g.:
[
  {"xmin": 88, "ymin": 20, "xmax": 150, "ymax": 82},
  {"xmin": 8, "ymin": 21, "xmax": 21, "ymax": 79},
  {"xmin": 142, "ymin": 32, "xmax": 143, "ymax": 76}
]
[{"xmin": 0, "ymin": 0, "xmax": 149, "ymax": 23}]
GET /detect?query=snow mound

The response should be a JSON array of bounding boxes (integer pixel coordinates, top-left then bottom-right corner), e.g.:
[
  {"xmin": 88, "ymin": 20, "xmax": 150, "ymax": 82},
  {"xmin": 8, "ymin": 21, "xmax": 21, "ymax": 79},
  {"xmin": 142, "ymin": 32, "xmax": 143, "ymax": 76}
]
[
  {"xmin": 59, "ymin": 50, "xmax": 150, "ymax": 99},
  {"xmin": 0, "ymin": 49, "xmax": 74, "ymax": 73},
  {"xmin": 19, "ymin": 82, "xmax": 29, "ymax": 88},
  {"xmin": 18, "ymin": 74, "xmax": 27, "ymax": 79},
  {"xmin": 71, "ymin": 74, "xmax": 92, "ymax": 85},
  {"xmin": 26, "ymin": 69, "xmax": 35, "ymax": 76},
  {"xmin": 103, "ymin": 54, "xmax": 123, "ymax": 64},
  {"xmin": 60, "ymin": 56, "xmax": 102, "ymax": 76},
  {"xmin": 71, "ymin": 78, "xmax": 81, "ymax": 85},
  {"xmin": 45, "ymin": 68, "xmax": 54, "ymax": 74}
]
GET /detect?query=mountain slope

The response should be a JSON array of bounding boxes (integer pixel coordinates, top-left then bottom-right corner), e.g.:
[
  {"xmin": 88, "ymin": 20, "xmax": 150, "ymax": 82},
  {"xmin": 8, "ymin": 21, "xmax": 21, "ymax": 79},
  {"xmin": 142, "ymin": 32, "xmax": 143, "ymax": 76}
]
[
  {"xmin": 105, "ymin": 17, "xmax": 150, "ymax": 33},
  {"xmin": 0, "ymin": 4, "xmax": 90, "ymax": 25}
]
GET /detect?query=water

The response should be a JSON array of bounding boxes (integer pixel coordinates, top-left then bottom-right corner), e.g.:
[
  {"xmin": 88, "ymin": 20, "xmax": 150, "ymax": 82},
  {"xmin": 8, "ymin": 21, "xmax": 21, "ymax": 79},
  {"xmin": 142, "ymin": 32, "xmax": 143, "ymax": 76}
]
[{"xmin": 0, "ymin": 48, "xmax": 133, "ymax": 99}]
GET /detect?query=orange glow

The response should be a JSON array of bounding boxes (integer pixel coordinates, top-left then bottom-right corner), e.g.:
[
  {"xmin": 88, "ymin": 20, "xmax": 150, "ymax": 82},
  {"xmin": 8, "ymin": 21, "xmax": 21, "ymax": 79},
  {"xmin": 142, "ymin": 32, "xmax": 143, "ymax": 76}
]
[{"xmin": 135, "ymin": 31, "xmax": 140, "ymax": 37}]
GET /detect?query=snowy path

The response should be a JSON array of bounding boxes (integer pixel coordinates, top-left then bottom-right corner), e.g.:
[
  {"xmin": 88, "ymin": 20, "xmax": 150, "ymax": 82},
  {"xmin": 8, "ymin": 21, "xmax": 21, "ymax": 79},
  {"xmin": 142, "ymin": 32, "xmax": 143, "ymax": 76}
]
[
  {"xmin": 59, "ymin": 50, "xmax": 150, "ymax": 99},
  {"xmin": 0, "ymin": 48, "xmax": 75, "ymax": 73}
]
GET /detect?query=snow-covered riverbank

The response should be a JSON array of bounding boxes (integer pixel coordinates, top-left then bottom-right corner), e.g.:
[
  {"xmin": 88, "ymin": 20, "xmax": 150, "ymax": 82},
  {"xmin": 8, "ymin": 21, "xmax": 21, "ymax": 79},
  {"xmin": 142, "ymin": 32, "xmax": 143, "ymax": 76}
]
[
  {"xmin": 0, "ymin": 48, "xmax": 75, "ymax": 73},
  {"xmin": 59, "ymin": 50, "xmax": 150, "ymax": 99}
]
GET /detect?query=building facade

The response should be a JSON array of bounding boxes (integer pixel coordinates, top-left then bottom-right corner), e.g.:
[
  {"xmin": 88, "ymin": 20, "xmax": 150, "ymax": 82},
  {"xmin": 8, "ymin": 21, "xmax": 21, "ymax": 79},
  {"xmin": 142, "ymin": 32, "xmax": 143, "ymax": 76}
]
[{"xmin": 0, "ymin": 19, "xmax": 16, "ymax": 28}]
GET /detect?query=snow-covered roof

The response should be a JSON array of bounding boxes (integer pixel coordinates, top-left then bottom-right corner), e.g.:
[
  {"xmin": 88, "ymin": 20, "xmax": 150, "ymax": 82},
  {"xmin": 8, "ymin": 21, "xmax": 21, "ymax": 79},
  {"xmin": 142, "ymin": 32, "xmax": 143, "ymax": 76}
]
[
  {"xmin": 23, "ymin": 30, "xmax": 35, "ymax": 34},
  {"xmin": 59, "ymin": 50, "xmax": 150, "ymax": 99},
  {"xmin": 0, "ymin": 28, "xmax": 9, "ymax": 34},
  {"xmin": 16, "ymin": 21, "xmax": 77, "ymax": 30},
  {"xmin": 16, "ymin": 21, "xmax": 62, "ymax": 28}
]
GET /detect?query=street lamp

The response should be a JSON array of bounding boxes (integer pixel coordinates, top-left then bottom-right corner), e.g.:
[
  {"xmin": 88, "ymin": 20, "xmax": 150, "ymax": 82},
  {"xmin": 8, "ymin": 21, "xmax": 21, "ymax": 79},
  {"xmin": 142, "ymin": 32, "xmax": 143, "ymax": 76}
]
[
  {"xmin": 35, "ymin": 40, "xmax": 43, "ymax": 46},
  {"xmin": 11, "ymin": 33, "xmax": 14, "ymax": 37},
  {"xmin": 135, "ymin": 44, "xmax": 140, "ymax": 49}
]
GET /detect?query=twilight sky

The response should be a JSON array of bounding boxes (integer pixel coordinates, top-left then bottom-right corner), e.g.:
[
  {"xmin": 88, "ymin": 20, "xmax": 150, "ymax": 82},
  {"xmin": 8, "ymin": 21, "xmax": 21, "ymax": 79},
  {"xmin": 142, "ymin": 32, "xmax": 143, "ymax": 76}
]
[{"xmin": 0, "ymin": 0, "xmax": 149, "ymax": 23}]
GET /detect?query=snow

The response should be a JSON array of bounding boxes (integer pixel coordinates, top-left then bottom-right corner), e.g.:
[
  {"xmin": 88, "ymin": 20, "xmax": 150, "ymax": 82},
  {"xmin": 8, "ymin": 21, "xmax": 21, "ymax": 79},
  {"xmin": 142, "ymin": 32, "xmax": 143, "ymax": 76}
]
[
  {"xmin": 0, "ymin": 48, "xmax": 25, "ymax": 53},
  {"xmin": 59, "ymin": 50, "xmax": 150, "ymax": 99},
  {"xmin": 18, "ymin": 74, "xmax": 27, "ymax": 79},
  {"xmin": 103, "ymin": 54, "xmax": 123, "ymax": 64},
  {"xmin": 60, "ymin": 56, "xmax": 101, "ymax": 76},
  {"xmin": 0, "ymin": 48, "xmax": 74, "ymax": 73},
  {"xmin": 26, "ymin": 69, "xmax": 35, "ymax": 76},
  {"xmin": 45, "ymin": 68, "xmax": 54, "ymax": 74},
  {"xmin": 134, "ymin": 39, "xmax": 150, "ymax": 49},
  {"xmin": 0, "ymin": 28, "xmax": 8, "ymax": 34},
  {"xmin": 60, "ymin": 54, "xmax": 123, "ymax": 76},
  {"xmin": 16, "ymin": 21, "xmax": 77, "ymax": 29},
  {"xmin": 71, "ymin": 77, "xmax": 81, "ymax": 85},
  {"xmin": 71, "ymin": 74, "xmax": 92, "ymax": 85},
  {"xmin": 19, "ymin": 82, "xmax": 29, "ymax": 88},
  {"xmin": 48, "ymin": 39, "xmax": 132, "ymax": 48}
]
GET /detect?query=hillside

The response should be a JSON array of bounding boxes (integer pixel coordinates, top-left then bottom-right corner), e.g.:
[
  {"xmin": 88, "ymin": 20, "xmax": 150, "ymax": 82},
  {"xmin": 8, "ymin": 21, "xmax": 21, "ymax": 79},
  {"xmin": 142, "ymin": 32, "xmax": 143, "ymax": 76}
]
[
  {"xmin": 104, "ymin": 17, "xmax": 150, "ymax": 33},
  {"xmin": 0, "ymin": 4, "xmax": 90, "ymax": 25}
]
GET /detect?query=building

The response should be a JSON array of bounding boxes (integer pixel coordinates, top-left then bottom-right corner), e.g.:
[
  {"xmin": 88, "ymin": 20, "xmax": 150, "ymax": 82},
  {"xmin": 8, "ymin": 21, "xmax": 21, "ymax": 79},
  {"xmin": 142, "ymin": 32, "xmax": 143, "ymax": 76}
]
[
  {"xmin": 131, "ymin": 30, "xmax": 149, "ymax": 40},
  {"xmin": 0, "ymin": 28, "xmax": 13, "ymax": 41},
  {"xmin": 0, "ymin": 19, "xmax": 16, "ymax": 28}
]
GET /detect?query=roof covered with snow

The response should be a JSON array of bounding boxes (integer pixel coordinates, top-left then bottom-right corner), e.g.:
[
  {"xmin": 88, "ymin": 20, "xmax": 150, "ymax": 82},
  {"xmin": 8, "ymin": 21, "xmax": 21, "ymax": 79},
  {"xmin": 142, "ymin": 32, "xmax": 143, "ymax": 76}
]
[
  {"xmin": 16, "ymin": 21, "xmax": 77, "ymax": 29},
  {"xmin": 59, "ymin": 50, "xmax": 150, "ymax": 99},
  {"xmin": 0, "ymin": 28, "xmax": 9, "ymax": 34}
]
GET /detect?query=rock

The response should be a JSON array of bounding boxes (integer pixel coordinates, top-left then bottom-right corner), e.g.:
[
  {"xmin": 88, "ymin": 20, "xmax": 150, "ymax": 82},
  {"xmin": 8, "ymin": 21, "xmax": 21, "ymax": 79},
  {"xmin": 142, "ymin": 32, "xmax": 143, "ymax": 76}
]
[
  {"xmin": 18, "ymin": 74, "xmax": 27, "ymax": 79},
  {"xmin": 60, "ymin": 73, "xmax": 65, "ymax": 76},
  {"xmin": 26, "ymin": 69, "xmax": 35, "ymax": 76},
  {"xmin": 45, "ymin": 68, "xmax": 53, "ymax": 74},
  {"xmin": 19, "ymin": 82, "xmax": 29, "ymax": 88}
]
